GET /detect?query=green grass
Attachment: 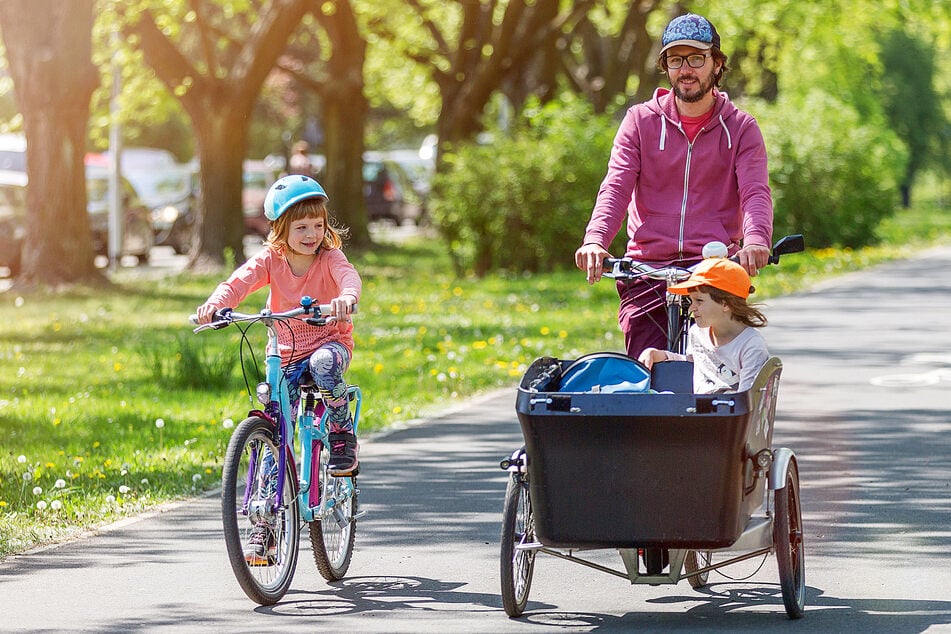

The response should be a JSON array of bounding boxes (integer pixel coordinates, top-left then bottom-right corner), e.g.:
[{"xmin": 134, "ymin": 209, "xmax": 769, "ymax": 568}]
[{"xmin": 1, "ymin": 197, "xmax": 949, "ymax": 557}]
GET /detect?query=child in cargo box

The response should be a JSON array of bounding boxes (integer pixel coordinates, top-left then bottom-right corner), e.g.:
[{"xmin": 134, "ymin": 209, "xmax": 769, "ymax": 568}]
[{"xmin": 638, "ymin": 257, "xmax": 768, "ymax": 393}]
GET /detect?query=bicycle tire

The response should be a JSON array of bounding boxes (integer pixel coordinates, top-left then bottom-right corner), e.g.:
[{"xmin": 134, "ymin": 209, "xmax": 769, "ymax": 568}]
[
  {"xmin": 774, "ymin": 459, "xmax": 805, "ymax": 618},
  {"xmin": 500, "ymin": 472, "xmax": 535, "ymax": 617},
  {"xmin": 308, "ymin": 443, "xmax": 356, "ymax": 580},
  {"xmin": 683, "ymin": 550, "xmax": 711, "ymax": 589},
  {"xmin": 221, "ymin": 415, "xmax": 300, "ymax": 605}
]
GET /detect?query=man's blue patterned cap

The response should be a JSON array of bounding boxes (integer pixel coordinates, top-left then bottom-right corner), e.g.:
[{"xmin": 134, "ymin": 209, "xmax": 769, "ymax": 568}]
[{"xmin": 659, "ymin": 14, "xmax": 721, "ymax": 56}]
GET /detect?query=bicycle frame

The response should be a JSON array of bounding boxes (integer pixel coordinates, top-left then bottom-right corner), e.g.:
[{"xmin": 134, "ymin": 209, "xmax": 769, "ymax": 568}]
[{"xmin": 236, "ymin": 312, "xmax": 361, "ymax": 527}]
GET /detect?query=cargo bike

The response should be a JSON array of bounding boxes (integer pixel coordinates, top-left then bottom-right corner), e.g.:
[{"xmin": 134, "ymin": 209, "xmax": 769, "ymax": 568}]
[{"xmin": 499, "ymin": 236, "xmax": 806, "ymax": 619}]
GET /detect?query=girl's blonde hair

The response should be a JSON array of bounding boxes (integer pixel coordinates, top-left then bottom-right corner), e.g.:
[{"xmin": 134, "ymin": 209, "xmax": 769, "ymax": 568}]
[
  {"xmin": 264, "ymin": 197, "xmax": 349, "ymax": 254},
  {"xmin": 701, "ymin": 285, "xmax": 768, "ymax": 328}
]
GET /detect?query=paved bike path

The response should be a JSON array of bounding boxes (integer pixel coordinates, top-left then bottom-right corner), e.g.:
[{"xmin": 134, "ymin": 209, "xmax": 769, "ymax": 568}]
[{"xmin": 2, "ymin": 246, "xmax": 951, "ymax": 632}]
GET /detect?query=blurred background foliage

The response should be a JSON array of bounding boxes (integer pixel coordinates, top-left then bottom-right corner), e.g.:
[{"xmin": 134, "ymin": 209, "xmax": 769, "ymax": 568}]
[{"xmin": 0, "ymin": 0, "xmax": 948, "ymax": 276}]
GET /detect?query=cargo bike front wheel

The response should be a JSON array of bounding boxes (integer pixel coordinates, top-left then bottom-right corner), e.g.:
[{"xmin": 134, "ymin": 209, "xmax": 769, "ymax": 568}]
[{"xmin": 500, "ymin": 470, "xmax": 536, "ymax": 617}]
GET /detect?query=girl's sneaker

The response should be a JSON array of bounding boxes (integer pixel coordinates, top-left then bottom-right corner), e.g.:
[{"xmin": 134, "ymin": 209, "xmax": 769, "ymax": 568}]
[
  {"xmin": 244, "ymin": 521, "xmax": 276, "ymax": 566},
  {"xmin": 328, "ymin": 431, "xmax": 359, "ymax": 476}
]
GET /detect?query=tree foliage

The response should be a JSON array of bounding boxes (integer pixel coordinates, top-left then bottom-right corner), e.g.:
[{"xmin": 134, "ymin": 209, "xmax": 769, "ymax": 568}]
[
  {"xmin": 119, "ymin": 0, "xmax": 312, "ymax": 269},
  {"xmin": 879, "ymin": 28, "xmax": 947, "ymax": 206},
  {"xmin": 754, "ymin": 92, "xmax": 907, "ymax": 248},
  {"xmin": 431, "ymin": 95, "xmax": 619, "ymax": 275}
]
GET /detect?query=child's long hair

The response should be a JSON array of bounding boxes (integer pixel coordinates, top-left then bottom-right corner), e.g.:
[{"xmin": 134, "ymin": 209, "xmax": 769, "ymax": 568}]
[
  {"xmin": 701, "ymin": 285, "xmax": 768, "ymax": 327},
  {"xmin": 264, "ymin": 197, "xmax": 349, "ymax": 254}
]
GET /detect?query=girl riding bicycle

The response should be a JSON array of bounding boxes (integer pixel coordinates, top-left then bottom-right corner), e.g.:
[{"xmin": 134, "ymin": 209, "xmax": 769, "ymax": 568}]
[
  {"xmin": 195, "ymin": 175, "xmax": 362, "ymax": 476},
  {"xmin": 638, "ymin": 257, "xmax": 768, "ymax": 393}
]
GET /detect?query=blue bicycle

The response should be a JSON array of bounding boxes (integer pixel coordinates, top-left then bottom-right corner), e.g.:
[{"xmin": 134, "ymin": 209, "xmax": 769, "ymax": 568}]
[{"xmin": 192, "ymin": 297, "xmax": 363, "ymax": 605}]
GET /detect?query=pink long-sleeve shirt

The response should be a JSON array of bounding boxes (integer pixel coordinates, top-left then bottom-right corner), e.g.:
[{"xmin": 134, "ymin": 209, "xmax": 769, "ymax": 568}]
[
  {"xmin": 204, "ymin": 247, "xmax": 362, "ymax": 365},
  {"xmin": 584, "ymin": 88, "xmax": 773, "ymax": 263}
]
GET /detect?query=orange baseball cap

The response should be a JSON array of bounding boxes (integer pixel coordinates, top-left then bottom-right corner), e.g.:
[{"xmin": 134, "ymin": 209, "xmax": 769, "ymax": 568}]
[{"xmin": 669, "ymin": 257, "xmax": 752, "ymax": 298}]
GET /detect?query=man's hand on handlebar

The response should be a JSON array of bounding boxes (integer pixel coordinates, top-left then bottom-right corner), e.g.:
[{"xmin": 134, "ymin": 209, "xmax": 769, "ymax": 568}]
[
  {"xmin": 575, "ymin": 243, "xmax": 611, "ymax": 284},
  {"xmin": 736, "ymin": 243, "xmax": 771, "ymax": 276}
]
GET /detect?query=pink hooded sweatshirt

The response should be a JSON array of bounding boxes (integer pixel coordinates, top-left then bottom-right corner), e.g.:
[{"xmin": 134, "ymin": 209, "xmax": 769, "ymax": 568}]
[{"xmin": 583, "ymin": 87, "xmax": 773, "ymax": 263}]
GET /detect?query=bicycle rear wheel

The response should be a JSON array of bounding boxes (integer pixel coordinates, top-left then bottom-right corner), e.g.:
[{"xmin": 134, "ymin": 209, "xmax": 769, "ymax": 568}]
[
  {"xmin": 683, "ymin": 550, "xmax": 711, "ymax": 589},
  {"xmin": 500, "ymin": 472, "xmax": 535, "ymax": 617},
  {"xmin": 222, "ymin": 416, "xmax": 300, "ymax": 605},
  {"xmin": 308, "ymin": 443, "xmax": 356, "ymax": 580}
]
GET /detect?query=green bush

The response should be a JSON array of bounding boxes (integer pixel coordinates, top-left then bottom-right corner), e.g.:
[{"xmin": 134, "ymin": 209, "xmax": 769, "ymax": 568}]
[
  {"xmin": 430, "ymin": 95, "xmax": 619, "ymax": 276},
  {"xmin": 753, "ymin": 91, "xmax": 908, "ymax": 248}
]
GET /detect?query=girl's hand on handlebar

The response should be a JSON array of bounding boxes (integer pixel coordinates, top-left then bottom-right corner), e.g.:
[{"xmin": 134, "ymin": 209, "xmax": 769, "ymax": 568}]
[
  {"xmin": 195, "ymin": 302, "xmax": 222, "ymax": 325},
  {"xmin": 736, "ymin": 243, "xmax": 771, "ymax": 276},
  {"xmin": 329, "ymin": 295, "xmax": 356, "ymax": 323},
  {"xmin": 575, "ymin": 243, "xmax": 611, "ymax": 284}
]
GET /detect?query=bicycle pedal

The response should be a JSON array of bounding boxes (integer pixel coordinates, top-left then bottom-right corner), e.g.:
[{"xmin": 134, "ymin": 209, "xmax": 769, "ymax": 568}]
[{"xmin": 245, "ymin": 555, "xmax": 275, "ymax": 567}]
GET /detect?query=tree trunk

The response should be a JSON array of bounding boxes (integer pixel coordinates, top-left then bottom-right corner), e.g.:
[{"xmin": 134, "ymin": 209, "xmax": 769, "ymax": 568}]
[
  {"xmin": 315, "ymin": 0, "xmax": 370, "ymax": 247},
  {"xmin": 190, "ymin": 110, "xmax": 250, "ymax": 271},
  {"xmin": 0, "ymin": 0, "xmax": 104, "ymax": 289}
]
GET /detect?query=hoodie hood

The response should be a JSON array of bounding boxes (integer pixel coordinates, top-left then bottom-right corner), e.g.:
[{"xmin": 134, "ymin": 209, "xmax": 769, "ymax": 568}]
[{"xmin": 647, "ymin": 87, "xmax": 738, "ymax": 152}]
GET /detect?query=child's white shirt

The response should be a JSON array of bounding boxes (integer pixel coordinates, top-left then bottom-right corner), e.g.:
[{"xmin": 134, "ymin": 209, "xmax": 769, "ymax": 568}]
[{"xmin": 671, "ymin": 324, "xmax": 769, "ymax": 393}]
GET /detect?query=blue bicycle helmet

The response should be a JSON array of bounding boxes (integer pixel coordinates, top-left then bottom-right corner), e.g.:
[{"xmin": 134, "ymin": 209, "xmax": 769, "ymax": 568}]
[{"xmin": 264, "ymin": 175, "xmax": 329, "ymax": 221}]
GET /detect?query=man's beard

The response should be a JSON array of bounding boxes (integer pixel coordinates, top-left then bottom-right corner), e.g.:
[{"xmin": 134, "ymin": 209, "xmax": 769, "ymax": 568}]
[{"xmin": 673, "ymin": 72, "xmax": 716, "ymax": 103}]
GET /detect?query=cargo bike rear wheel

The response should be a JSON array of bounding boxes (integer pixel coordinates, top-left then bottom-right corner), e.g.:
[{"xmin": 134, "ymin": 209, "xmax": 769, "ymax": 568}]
[{"xmin": 774, "ymin": 459, "xmax": 805, "ymax": 618}]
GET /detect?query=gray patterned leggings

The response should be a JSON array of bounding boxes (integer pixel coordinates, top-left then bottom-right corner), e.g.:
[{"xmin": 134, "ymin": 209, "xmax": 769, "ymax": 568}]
[{"xmin": 283, "ymin": 341, "xmax": 353, "ymax": 433}]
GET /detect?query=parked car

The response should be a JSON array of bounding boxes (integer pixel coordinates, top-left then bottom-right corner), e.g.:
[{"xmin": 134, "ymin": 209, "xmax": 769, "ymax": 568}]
[
  {"xmin": 242, "ymin": 152, "xmax": 423, "ymax": 232},
  {"xmin": 0, "ymin": 166, "xmax": 154, "ymax": 277},
  {"xmin": 243, "ymin": 159, "xmax": 279, "ymax": 238},
  {"xmin": 87, "ymin": 149, "xmax": 197, "ymax": 254},
  {"xmin": 0, "ymin": 169, "xmax": 27, "ymax": 276},
  {"xmin": 0, "ymin": 134, "xmax": 27, "ymax": 172},
  {"xmin": 363, "ymin": 152, "xmax": 425, "ymax": 226},
  {"xmin": 83, "ymin": 165, "xmax": 156, "ymax": 263}
]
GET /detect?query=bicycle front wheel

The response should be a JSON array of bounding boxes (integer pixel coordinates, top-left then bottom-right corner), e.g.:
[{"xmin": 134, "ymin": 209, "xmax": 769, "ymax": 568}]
[
  {"xmin": 308, "ymin": 443, "xmax": 356, "ymax": 580},
  {"xmin": 222, "ymin": 415, "xmax": 301, "ymax": 605}
]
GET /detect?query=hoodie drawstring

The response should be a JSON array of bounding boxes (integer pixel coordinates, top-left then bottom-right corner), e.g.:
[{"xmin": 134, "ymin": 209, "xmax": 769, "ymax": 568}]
[
  {"xmin": 718, "ymin": 115, "xmax": 732, "ymax": 150},
  {"xmin": 660, "ymin": 112, "xmax": 732, "ymax": 150}
]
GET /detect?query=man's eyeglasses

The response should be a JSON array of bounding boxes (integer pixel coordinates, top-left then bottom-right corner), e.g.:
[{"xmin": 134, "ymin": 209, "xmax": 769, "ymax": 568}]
[{"xmin": 665, "ymin": 53, "xmax": 710, "ymax": 70}]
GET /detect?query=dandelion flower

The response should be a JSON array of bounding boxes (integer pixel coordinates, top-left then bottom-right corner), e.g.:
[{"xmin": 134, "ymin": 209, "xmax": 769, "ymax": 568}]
[
  {"xmin": 223, "ymin": 418, "xmax": 234, "ymax": 429},
  {"xmin": 32, "ymin": 486, "xmax": 42, "ymax": 496},
  {"xmin": 155, "ymin": 418, "xmax": 165, "ymax": 429},
  {"xmin": 17, "ymin": 455, "xmax": 26, "ymax": 464},
  {"xmin": 140, "ymin": 478, "xmax": 149, "ymax": 486},
  {"xmin": 55, "ymin": 479, "xmax": 67, "ymax": 489},
  {"xmin": 36, "ymin": 500, "xmax": 47, "ymax": 510},
  {"xmin": 22, "ymin": 472, "xmax": 33, "ymax": 482},
  {"xmin": 192, "ymin": 474, "xmax": 202, "ymax": 483},
  {"xmin": 105, "ymin": 495, "xmax": 116, "ymax": 504},
  {"xmin": 118, "ymin": 485, "xmax": 131, "ymax": 495},
  {"xmin": 50, "ymin": 500, "xmax": 62, "ymax": 511}
]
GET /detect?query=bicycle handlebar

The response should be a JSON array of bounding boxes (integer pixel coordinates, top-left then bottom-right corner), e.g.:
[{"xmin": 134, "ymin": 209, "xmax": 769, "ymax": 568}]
[
  {"xmin": 190, "ymin": 296, "xmax": 358, "ymax": 332},
  {"xmin": 602, "ymin": 234, "xmax": 805, "ymax": 282}
]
